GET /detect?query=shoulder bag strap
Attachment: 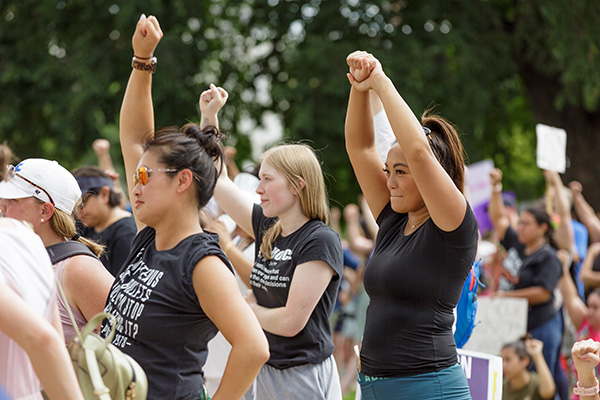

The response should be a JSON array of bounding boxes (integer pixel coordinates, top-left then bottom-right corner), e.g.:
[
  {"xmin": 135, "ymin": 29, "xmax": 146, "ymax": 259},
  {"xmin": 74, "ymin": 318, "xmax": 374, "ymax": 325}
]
[
  {"xmin": 47, "ymin": 240, "xmax": 97, "ymax": 265},
  {"xmin": 54, "ymin": 273, "xmax": 84, "ymax": 344},
  {"xmin": 84, "ymin": 346, "xmax": 112, "ymax": 400}
]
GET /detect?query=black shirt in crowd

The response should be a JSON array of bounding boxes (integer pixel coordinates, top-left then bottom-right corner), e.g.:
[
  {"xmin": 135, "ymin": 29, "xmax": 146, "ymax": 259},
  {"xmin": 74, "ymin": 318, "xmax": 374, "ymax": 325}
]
[
  {"xmin": 101, "ymin": 226, "xmax": 232, "ymax": 400},
  {"xmin": 80, "ymin": 216, "xmax": 137, "ymax": 276},
  {"xmin": 501, "ymin": 226, "xmax": 562, "ymax": 331},
  {"xmin": 360, "ymin": 202, "xmax": 478, "ymax": 377},
  {"xmin": 251, "ymin": 204, "xmax": 343, "ymax": 369}
]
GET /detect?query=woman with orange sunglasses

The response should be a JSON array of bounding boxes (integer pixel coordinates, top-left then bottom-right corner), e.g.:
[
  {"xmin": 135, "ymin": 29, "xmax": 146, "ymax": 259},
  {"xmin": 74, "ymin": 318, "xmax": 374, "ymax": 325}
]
[{"xmin": 100, "ymin": 14, "xmax": 269, "ymax": 400}]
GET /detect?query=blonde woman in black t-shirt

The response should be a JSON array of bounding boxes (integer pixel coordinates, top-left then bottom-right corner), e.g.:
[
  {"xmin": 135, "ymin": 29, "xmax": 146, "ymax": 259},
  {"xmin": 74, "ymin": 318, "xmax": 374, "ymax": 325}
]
[
  {"xmin": 101, "ymin": 14, "xmax": 269, "ymax": 400},
  {"xmin": 344, "ymin": 51, "xmax": 478, "ymax": 399},
  {"xmin": 201, "ymin": 85, "xmax": 344, "ymax": 399}
]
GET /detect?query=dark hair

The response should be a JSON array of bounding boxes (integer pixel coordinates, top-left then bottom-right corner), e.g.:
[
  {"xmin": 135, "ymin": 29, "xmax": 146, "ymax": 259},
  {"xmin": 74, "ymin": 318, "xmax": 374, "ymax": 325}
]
[
  {"xmin": 502, "ymin": 339, "xmax": 530, "ymax": 361},
  {"xmin": 421, "ymin": 110, "xmax": 466, "ymax": 194},
  {"xmin": 589, "ymin": 288, "xmax": 600, "ymax": 302},
  {"xmin": 144, "ymin": 123, "xmax": 225, "ymax": 209},
  {"xmin": 72, "ymin": 166, "xmax": 123, "ymax": 208},
  {"xmin": 523, "ymin": 207, "xmax": 557, "ymax": 248}
]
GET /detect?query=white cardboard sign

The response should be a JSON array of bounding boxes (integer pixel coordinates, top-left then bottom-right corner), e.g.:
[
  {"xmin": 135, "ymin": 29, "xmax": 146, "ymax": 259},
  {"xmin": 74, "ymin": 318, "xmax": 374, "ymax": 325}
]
[
  {"xmin": 465, "ymin": 159, "xmax": 495, "ymax": 207},
  {"xmin": 536, "ymin": 123, "xmax": 567, "ymax": 173}
]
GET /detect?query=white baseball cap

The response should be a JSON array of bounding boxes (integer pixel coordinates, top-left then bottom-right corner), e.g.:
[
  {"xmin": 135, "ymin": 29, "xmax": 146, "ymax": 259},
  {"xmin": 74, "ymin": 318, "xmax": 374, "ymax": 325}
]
[{"xmin": 0, "ymin": 158, "xmax": 82, "ymax": 215}]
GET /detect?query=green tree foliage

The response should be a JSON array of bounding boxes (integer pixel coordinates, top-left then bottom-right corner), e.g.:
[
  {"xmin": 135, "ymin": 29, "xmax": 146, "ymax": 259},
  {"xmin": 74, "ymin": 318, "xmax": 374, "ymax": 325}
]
[{"xmin": 2, "ymin": 1, "xmax": 599, "ymax": 209}]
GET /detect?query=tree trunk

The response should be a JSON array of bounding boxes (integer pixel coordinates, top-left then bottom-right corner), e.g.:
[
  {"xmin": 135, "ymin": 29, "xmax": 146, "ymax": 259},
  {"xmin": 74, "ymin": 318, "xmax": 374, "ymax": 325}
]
[{"xmin": 519, "ymin": 63, "xmax": 600, "ymax": 211}]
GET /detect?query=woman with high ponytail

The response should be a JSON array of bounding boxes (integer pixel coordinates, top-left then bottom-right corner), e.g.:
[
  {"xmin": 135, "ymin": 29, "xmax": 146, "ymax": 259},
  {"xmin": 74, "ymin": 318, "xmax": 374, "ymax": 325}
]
[
  {"xmin": 0, "ymin": 157, "xmax": 114, "ymax": 345},
  {"xmin": 203, "ymin": 82, "xmax": 344, "ymax": 399},
  {"xmin": 344, "ymin": 51, "xmax": 478, "ymax": 399},
  {"xmin": 102, "ymin": 15, "xmax": 269, "ymax": 400}
]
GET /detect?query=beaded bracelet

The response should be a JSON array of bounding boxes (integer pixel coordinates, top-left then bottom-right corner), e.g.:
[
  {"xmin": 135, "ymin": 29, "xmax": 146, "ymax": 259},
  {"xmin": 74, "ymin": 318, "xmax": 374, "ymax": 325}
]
[
  {"xmin": 131, "ymin": 56, "xmax": 157, "ymax": 73},
  {"xmin": 573, "ymin": 378, "xmax": 600, "ymax": 396}
]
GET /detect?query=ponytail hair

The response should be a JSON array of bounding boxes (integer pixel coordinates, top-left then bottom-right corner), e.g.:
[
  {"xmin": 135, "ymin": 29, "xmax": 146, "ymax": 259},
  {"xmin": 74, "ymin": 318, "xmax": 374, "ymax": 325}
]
[
  {"xmin": 144, "ymin": 123, "xmax": 225, "ymax": 209},
  {"xmin": 421, "ymin": 110, "xmax": 466, "ymax": 194},
  {"xmin": 40, "ymin": 198, "xmax": 105, "ymax": 257},
  {"xmin": 259, "ymin": 144, "xmax": 328, "ymax": 260}
]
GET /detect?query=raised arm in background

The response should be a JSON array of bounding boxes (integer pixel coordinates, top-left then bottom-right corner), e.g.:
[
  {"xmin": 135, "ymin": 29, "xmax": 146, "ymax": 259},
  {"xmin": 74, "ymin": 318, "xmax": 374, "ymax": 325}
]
[
  {"xmin": 558, "ymin": 249, "xmax": 587, "ymax": 330},
  {"xmin": 91, "ymin": 139, "xmax": 127, "ymax": 209},
  {"xmin": 343, "ymin": 203, "xmax": 374, "ymax": 258},
  {"xmin": 200, "ymin": 85, "xmax": 256, "ymax": 237},
  {"xmin": 488, "ymin": 167, "xmax": 510, "ymax": 241},
  {"xmin": 527, "ymin": 339, "xmax": 556, "ymax": 399},
  {"xmin": 580, "ymin": 243, "xmax": 600, "ymax": 289},
  {"xmin": 570, "ymin": 181, "xmax": 600, "ymax": 243},
  {"xmin": 359, "ymin": 194, "xmax": 379, "ymax": 240},
  {"xmin": 544, "ymin": 170, "xmax": 575, "ymax": 253}
]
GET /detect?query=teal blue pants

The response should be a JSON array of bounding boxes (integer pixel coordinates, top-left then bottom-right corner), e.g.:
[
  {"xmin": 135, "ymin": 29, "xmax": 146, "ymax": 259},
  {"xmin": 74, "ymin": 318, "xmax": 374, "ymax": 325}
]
[{"xmin": 358, "ymin": 363, "xmax": 471, "ymax": 400}]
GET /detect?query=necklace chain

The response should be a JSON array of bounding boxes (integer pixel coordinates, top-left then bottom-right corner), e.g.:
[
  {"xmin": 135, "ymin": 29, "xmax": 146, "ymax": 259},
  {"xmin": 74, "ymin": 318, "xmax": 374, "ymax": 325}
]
[{"xmin": 408, "ymin": 215, "xmax": 429, "ymax": 229}]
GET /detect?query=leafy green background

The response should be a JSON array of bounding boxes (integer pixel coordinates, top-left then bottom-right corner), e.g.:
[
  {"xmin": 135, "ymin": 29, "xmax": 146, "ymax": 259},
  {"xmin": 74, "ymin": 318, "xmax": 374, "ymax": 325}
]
[{"xmin": 2, "ymin": 0, "xmax": 600, "ymax": 209}]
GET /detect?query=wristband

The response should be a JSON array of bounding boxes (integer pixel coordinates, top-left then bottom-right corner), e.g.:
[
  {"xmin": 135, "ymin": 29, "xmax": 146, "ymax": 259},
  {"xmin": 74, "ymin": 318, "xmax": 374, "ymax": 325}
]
[
  {"xmin": 573, "ymin": 378, "xmax": 600, "ymax": 396},
  {"xmin": 132, "ymin": 56, "xmax": 157, "ymax": 73},
  {"xmin": 492, "ymin": 183, "xmax": 503, "ymax": 193}
]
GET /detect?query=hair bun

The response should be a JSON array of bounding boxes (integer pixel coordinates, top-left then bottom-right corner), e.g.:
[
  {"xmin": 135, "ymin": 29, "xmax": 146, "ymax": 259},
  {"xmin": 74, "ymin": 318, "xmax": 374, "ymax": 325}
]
[{"xmin": 181, "ymin": 123, "xmax": 224, "ymax": 160}]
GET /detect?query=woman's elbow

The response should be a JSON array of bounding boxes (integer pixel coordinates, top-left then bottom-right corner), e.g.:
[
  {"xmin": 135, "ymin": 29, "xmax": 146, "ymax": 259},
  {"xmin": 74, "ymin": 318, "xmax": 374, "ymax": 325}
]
[
  {"xmin": 247, "ymin": 335, "xmax": 270, "ymax": 365},
  {"xmin": 27, "ymin": 323, "xmax": 62, "ymax": 356},
  {"xmin": 540, "ymin": 385, "xmax": 556, "ymax": 400},
  {"xmin": 580, "ymin": 271, "xmax": 593, "ymax": 286}
]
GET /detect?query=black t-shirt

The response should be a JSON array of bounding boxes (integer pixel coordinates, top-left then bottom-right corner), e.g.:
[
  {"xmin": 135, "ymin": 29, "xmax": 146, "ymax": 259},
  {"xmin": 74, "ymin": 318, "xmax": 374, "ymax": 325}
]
[
  {"xmin": 80, "ymin": 216, "xmax": 137, "ymax": 277},
  {"xmin": 501, "ymin": 226, "xmax": 562, "ymax": 330},
  {"xmin": 101, "ymin": 227, "xmax": 232, "ymax": 400},
  {"xmin": 360, "ymin": 202, "xmax": 478, "ymax": 377},
  {"xmin": 251, "ymin": 204, "xmax": 343, "ymax": 369}
]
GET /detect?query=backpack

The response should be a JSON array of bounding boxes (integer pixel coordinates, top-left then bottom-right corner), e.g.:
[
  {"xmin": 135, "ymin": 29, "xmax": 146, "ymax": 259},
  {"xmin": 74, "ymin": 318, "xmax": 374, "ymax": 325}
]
[{"xmin": 453, "ymin": 258, "xmax": 484, "ymax": 349}]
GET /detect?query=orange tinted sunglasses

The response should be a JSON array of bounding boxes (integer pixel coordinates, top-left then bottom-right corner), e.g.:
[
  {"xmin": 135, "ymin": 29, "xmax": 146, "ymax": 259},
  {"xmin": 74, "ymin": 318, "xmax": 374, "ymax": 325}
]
[{"xmin": 133, "ymin": 166, "xmax": 178, "ymax": 186}]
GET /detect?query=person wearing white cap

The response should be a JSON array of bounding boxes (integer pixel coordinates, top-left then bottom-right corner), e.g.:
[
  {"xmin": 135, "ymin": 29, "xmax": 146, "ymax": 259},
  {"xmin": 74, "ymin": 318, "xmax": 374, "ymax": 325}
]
[
  {"xmin": 0, "ymin": 158, "xmax": 114, "ymax": 344},
  {"xmin": 0, "ymin": 146, "xmax": 84, "ymax": 400},
  {"xmin": 101, "ymin": 14, "xmax": 269, "ymax": 400}
]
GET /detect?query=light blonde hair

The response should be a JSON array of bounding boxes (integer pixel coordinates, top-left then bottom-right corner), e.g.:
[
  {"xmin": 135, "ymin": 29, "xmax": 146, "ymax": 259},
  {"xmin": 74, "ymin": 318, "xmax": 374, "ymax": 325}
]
[{"xmin": 259, "ymin": 144, "xmax": 329, "ymax": 260}]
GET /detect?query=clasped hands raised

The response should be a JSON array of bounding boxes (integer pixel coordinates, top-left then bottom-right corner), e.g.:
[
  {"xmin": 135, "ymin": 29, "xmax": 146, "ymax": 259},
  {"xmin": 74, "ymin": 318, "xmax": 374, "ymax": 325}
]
[{"xmin": 346, "ymin": 51, "xmax": 386, "ymax": 91}]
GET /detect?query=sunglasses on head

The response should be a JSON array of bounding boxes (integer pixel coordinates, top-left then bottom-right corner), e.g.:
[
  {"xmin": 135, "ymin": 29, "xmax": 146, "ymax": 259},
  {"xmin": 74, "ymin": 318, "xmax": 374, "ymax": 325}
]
[
  {"xmin": 4, "ymin": 165, "xmax": 55, "ymax": 206},
  {"xmin": 133, "ymin": 166, "xmax": 178, "ymax": 186}
]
